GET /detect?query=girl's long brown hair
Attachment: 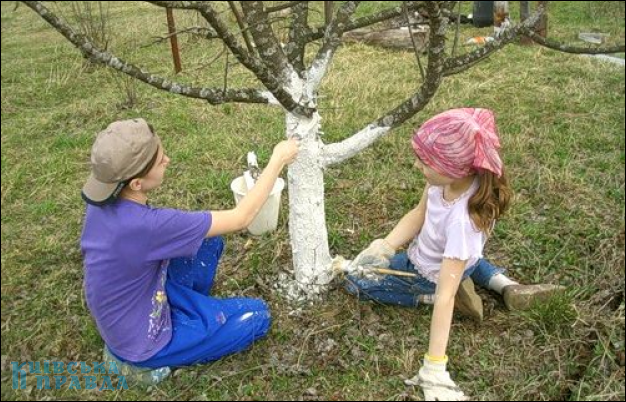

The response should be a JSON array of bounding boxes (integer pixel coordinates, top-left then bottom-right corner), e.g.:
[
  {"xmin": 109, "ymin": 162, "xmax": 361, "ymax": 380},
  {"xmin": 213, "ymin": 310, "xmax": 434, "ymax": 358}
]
[{"xmin": 468, "ymin": 170, "xmax": 512, "ymax": 234}]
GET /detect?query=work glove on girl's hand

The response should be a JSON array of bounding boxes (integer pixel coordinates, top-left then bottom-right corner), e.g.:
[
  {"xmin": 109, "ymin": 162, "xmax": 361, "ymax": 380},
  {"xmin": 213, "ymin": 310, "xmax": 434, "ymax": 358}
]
[
  {"xmin": 404, "ymin": 355, "xmax": 468, "ymax": 401},
  {"xmin": 350, "ymin": 239, "xmax": 395, "ymax": 270}
]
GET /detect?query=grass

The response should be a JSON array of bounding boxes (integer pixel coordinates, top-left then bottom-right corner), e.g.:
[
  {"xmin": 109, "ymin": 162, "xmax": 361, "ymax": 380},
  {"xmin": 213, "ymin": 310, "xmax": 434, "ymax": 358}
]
[{"xmin": 2, "ymin": 1, "xmax": 625, "ymax": 401}]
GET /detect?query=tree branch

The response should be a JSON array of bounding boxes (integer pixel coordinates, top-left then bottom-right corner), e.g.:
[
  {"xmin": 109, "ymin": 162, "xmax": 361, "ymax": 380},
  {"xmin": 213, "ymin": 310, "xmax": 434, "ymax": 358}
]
[
  {"xmin": 307, "ymin": 1, "xmax": 361, "ymax": 94},
  {"xmin": 147, "ymin": 1, "xmax": 313, "ymax": 116},
  {"xmin": 240, "ymin": 1, "xmax": 293, "ymax": 83},
  {"xmin": 145, "ymin": 26, "xmax": 218, "ymax": 47},
  {"xmin": 266, "ymin": 1, "xmax": 305, "ymax": 14},
  {"xmin": 443, "ymin": 4, "xmax": 545, "ymax": 77},
  {"xmin": 306, "ymin": 2, "xmax": 426, "ymax": 43},
  {"xmin": 285, "ymin": 1, "xmax": 310, "ymax": 76},
  {"xmin": 227, "ymin": 1, "xmax": 255, "ymax": 54},
  {"xmin": 404, "ymin": 1, "xmax": 425, "ymax": 80},
  {"xmin": 451, "ymin": 0, "xmax": 462, "ymax": 56},
  {"xmin": 526, "ymin": 30, "xmax": 625, "ymax": 54},
  {"xmin": 323, "ymin": 1, "xmax": 448, "ymax": 167},
  {"xmin": 21, "ymin": 1, "xmax": 273, "ymax": 105}
]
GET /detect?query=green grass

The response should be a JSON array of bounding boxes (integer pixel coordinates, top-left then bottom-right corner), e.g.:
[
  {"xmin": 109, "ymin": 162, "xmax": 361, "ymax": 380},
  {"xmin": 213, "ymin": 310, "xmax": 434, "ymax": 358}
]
[{"xmin": 2, "ymin": 1, "xmax": 625, "ymax": 401}]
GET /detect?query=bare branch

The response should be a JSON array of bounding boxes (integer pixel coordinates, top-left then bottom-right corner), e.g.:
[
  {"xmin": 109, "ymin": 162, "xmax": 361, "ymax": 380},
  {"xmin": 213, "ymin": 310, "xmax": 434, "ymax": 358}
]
[
  {"xmin": 403, "ymin": 1, "xmax": 425, "ymax": 80},
  {"xmin": 146, "ymin": 26, "xmax": 218, "ymax": 48},
  {"xmin": 21, "ymin": 1, "xmax": 273, "ymax": 105},
  {"xmin": 223, "ymin": 45, "xmax": 230, "ymax": 95},
  {"xmin": 451, "ymin": 0, "xmax": 462, "ymax": 56},
  {"xmin": 307, "ymin": 1, "xmax": 361, "ymax": 94},
  {"xmin": 526, "ymin": 30, "xmax": 625, "ymax": 54},
  {"xmin": 240, "ymin": 2, "xmax": 293, "ymax": 82},
  {"xmin": 192, "ymin": 47, "xmax": 226, "ymax": 71},
  {"xmin": 285, "ymin": 1, "xmax": 309, "ymax": 76},
  {"xmin": 306, "ymin": 2, "xmax": 426, "ymax": 43},
  {"xmin": 266, "ymin": 1, "xmax": 305, "ymax": 14},
  {"xmin": 144, "ymin": 1, "xmax": 199, "ymax": 9},
  {"xmin": 227, "ymin": 1, "xmax": 255, "ymax": 54},
  {"xmin": 323, "ymin": 1, "xmax": 448, "ymax": 167},
  {"xmin": 443, "ymin": 4, "xmax": 545, "ymax": 77},
  {"xmin": 147, "ymin": 1, "xmax": 313, "ymax": 116}
]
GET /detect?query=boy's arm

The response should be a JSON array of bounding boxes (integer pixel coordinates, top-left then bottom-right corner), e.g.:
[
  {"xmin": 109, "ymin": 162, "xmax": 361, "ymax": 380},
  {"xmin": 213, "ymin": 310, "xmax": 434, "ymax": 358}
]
[{"xmin": 207, "ymin": 140, "xmax": 298, "ymax": 237}]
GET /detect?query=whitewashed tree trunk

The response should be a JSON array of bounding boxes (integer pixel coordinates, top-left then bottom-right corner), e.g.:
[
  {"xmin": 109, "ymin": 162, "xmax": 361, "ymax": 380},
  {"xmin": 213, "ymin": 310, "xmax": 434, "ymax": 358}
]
[{"xmin": 285, "ymin": 110, "xmax": 333, "ymax": 294}]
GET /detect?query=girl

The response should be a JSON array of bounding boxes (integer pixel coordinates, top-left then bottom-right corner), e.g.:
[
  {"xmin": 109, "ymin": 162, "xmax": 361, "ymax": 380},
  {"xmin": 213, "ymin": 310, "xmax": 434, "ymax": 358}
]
[
  {"xmin": 346, "ymin": 108, "xmax": 563, "ymax": 400},
  {"xmin": 80, "ymin": 118, "xmax": 298, "ymax": 381}
]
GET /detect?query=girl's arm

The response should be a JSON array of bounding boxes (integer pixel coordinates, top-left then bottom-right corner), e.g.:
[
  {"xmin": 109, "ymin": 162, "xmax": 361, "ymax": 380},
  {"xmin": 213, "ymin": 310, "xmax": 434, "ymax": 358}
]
[
  {"xmin": 428, "ymin": 258, "xmax": 466, "ymax": 357},
  {"xmin": 406, "ymin": 258, "xmax": 468, "ymax": 401},
  {"xmin": 384, "ymin": 184, "xmax": 429, "ymax": 250}
]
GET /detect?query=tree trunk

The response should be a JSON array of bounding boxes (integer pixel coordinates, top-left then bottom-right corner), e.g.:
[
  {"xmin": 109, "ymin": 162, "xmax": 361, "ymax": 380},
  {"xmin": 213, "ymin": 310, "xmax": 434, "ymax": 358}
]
[{"xmin": 285, "ymin": 111, "xmax": 333, "ymax": 296}]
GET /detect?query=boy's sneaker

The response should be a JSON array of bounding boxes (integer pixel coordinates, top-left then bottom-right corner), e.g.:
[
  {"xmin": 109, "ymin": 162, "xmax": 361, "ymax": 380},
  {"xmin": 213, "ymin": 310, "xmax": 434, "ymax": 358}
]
[{"xmin": 103, "ymin": 346, "xmax": 171, "ymax": 386}]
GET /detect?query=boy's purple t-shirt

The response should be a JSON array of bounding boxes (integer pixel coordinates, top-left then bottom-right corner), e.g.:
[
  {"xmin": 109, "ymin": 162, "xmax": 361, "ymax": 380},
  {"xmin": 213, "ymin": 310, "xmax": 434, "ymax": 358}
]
[{"xmin": 80, "ymin": 199, "xmax": 212, "ymax": 362}]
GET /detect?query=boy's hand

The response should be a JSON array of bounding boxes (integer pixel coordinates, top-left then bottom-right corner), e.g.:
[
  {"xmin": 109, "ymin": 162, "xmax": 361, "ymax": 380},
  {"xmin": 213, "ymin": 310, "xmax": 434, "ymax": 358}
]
[{"xmin": 271, "ymin": 138, "xmax": 300, "ymax": 166}]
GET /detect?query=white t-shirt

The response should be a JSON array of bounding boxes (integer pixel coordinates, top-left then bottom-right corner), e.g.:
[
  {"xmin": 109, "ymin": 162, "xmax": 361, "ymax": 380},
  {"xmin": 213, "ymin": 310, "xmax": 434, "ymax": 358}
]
[{"xmin": 407, "ymin": 178, "xmax": 487, "ymax": 284}]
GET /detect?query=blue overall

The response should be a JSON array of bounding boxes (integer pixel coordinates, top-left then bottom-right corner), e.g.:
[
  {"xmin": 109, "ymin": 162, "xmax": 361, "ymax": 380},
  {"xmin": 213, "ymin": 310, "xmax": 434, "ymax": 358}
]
[{"xmin": 114, "ymin": 236, "xmax": 271, "ymax": 369}]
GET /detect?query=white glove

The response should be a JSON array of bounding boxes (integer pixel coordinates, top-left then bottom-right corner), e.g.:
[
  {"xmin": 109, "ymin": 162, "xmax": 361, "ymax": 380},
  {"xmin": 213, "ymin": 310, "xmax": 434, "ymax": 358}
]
[
  {"xmin": 350, "ymin": 239, "xmax": 395, "ymax": 271},
  {"xmin": 404, "ymin": 355, "xmax": 468, "ymax": 401}
]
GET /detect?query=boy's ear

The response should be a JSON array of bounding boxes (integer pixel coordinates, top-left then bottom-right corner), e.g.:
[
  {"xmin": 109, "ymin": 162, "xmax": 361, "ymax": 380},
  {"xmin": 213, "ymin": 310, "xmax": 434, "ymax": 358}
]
[{"xmin": 128, "ymin": 178, "xmax": 142, "ymax": 191}]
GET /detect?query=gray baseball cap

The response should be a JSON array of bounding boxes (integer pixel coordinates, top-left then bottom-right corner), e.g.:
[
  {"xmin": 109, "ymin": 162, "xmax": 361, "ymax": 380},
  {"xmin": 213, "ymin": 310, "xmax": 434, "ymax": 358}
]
[{"xmin": 82, "ymin": 118, "xmax": 160, "ymax": 205}]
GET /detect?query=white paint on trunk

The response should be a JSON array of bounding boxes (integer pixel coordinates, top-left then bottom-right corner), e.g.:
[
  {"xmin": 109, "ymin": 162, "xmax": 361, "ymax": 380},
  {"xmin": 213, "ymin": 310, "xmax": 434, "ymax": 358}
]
[
  {"xmin": 286, "ymin": 70, "xmax": 307, "ymax": 104},
  {"xmin": 284, "ymin": 107, "xmax": 334, "ymax": 297},
  {"xmin": 275, "ymin": 65, "xmax": 393, "ymax": 298},
  {"xmin": 322, "ymin": 123, "xmax": 391, "ymax": 167}
]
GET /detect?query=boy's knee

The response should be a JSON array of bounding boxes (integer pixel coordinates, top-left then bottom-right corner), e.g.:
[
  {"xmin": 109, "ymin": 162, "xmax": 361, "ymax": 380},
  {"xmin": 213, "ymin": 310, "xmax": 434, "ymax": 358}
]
[
  {"xmin": 235, "ymin": 305, "xmax": 272, "ymax": 337},
  {"xmin": 249, "ymin": 299, "xmax": 271, "ymax": 317}
]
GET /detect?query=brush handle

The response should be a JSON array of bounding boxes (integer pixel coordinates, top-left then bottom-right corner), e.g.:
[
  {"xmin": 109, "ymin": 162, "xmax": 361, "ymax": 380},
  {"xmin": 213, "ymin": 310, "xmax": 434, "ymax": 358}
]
[{"xmin": 368, "ymin": 267, "xmax": 418, "ymax": 278}]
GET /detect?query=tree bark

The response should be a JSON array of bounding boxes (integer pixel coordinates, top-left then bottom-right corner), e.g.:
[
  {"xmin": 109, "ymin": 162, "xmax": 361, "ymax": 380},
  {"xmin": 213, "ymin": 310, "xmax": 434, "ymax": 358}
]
[{"xmin": 286, "ymin": 109, "xmax": 333, "ymax": 294}]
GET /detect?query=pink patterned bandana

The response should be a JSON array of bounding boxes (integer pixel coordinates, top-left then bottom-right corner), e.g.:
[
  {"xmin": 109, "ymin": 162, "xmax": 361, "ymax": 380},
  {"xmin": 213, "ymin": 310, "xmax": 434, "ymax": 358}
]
[{"xmin": 411, "ymin": 108, "xmax": 503, "ymax": 178}]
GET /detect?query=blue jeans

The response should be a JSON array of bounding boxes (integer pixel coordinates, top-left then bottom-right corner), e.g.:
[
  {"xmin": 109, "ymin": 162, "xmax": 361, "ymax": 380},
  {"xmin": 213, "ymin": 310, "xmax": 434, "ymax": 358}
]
[
  {"xmin": 113, "ymin": 237, "xmax": 271, "ymax": 369},
  {"xmin": 345, "ymin": 252, "xmax": 504, "ymax": 307}
]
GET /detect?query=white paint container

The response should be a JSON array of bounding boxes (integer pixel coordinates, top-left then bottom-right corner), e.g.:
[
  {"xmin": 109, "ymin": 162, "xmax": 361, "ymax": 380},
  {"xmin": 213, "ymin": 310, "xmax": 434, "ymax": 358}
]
[{"xmin": 230, "ymin": 176, "xmax": 285, "ymax": 235}]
